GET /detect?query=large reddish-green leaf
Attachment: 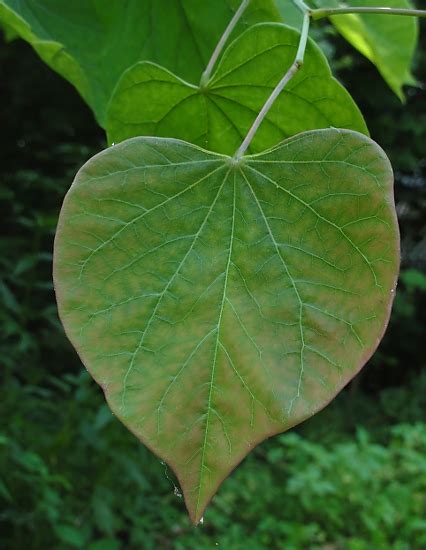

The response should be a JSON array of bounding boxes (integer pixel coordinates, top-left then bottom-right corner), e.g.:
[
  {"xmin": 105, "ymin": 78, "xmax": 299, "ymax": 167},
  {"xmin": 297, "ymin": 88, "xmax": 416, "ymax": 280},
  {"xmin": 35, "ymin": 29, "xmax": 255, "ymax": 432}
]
[{"xmin": 54, "ymin": 129, "xmax": 399, "ymax": 522}]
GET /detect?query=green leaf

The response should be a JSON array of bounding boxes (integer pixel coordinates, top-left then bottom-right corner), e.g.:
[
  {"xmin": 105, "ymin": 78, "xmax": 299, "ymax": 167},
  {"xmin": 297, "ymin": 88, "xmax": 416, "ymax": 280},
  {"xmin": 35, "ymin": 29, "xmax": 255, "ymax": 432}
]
[
  {"xmin": 400, "ymin": 269, "xmax": 426, "ymax": 291},
  {"xmin": 313, "ymin": 0, "xmax": 418, "ymax": 100},
  {"xmin": 0, "ymin": 479, "xmax": 12, "ymax": 502},
  {"xmin": 88, "ymin": 541, "xmax": 120, "ymax": 550},
  {"xmin": 106, "ymin": 23, "xmax": 368, "ymax": 154},
  {"xmin": 0, "ymin": 20, "xmax": 17, "ymax": 41},
  {"xmin": 54, "ymin": 129, "xmax": 399, "ymax": 523},
  {"xmin": 0, "ymin": 0, "xmax": 279, "ymax": 125},
  {"xmin": 54, "ymin": 524, "xmax": 87, "ymax": 548},
  {"xmin": 275, "ymin": 0, "xmax": 304, "ymax": 29}
]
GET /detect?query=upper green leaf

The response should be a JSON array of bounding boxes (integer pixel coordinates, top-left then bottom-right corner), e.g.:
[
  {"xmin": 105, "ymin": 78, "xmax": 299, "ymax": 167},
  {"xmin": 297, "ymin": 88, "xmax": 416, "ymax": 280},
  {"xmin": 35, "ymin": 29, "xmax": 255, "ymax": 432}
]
[
  {"xmin": 275, "ymin": 0, "xmax": 304, "ymax": 29},
  {"xmin": 106, "ymin": 23, "xmax": 368, "ymax": 154},
  {"xmin": 0, "ymin": 0, "xmax": 280, "ymax": 124},
  {"xmin": 54, "ymin": 129, "xmax": 399, "ymax": 523},
  {"xmin": 313, "ymin": 0, "xmax": 418, "ymax": 100},
  {"xmin": 0, "ymin": 19, "xmax": 17, "ymax": 41}
]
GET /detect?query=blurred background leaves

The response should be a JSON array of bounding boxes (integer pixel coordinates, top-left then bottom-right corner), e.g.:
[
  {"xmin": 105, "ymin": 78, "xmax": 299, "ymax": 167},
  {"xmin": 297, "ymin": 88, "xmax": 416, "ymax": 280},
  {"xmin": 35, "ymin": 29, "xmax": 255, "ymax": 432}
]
[{"xmin": 0, "ymin": 9, "xmax": 425, "ymax": 550}]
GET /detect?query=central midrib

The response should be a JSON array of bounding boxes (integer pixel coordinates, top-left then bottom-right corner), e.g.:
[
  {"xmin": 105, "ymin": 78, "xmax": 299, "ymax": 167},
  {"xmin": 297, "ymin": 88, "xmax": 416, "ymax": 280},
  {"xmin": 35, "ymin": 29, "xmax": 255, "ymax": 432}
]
[{"xmin": 195, "ymin": 169, "xmax": 236, "ymax": 519}]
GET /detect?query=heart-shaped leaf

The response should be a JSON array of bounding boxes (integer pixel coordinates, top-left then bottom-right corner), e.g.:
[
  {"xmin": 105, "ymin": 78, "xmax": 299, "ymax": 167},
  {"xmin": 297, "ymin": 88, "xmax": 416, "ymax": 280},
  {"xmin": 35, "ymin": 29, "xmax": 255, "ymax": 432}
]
[
  {"xmin": 313, "ymin": 0, "xmax": 418, "ymax": 100},
  {"xmin": 54, "ymin": 129, "xmax": 399, "ymax": 523},
  {"xmin": 106, "ymin": 24, "xmax": 368, "ymax": 154},
  {"xmin": 0, "ymin": 0, "xmax": 280, "ymax": 125}
]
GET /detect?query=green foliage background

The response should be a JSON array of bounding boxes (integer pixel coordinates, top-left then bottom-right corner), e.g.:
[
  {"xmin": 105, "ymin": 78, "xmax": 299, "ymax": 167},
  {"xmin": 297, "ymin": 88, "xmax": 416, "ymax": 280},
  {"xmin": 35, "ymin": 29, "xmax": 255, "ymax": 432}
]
[{"xmin": 1, "ymin": 14, "xmax": 426, "ymax": 550}]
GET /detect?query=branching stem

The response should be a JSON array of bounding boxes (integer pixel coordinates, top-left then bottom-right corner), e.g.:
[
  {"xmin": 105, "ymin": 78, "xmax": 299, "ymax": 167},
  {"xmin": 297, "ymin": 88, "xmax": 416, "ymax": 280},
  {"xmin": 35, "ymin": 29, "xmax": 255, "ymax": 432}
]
[
  {"xmin": 200, "ymin": 0, "xmax": 250, "ymax": 87},
  {"xmin": 311, "ymin": 6, "xmax": 426, "ymax": 20},
  {"xmin": 235, "ymin": 13, "xmax": 311, "ymax": 159}
]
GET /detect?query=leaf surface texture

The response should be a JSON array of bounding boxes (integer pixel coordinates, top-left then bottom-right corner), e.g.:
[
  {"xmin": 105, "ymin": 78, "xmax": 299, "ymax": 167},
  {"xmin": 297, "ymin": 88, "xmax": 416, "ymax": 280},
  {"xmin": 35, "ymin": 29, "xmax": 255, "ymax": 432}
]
[
  {"xmin": 107, "ymin": 24, "xmax": 368, "ymax": 154},
  {"xmin": 54, "ymin": 129, "xmax": 399, "ymax": 522}
]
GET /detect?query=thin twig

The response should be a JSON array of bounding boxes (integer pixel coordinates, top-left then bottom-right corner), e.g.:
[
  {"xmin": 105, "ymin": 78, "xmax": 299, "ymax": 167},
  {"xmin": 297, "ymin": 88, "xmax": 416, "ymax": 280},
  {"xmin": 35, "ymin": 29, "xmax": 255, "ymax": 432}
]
[
  {"xmin": 311, "ymin": 6, "xmax": 426, "ymax": 20},
  {"xmin": 235, "ymin": 13, "xmax": 311, "ymax": 159},
  {"xmin": 200, "ymin": 0, "xmax": 250, "ymax": 87}
]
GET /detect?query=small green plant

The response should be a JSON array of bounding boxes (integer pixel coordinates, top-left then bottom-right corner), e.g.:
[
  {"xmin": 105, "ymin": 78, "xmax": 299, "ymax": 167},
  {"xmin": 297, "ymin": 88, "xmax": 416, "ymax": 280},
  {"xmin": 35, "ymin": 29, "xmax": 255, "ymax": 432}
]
[{"xmin": 2, "ymin": 0, "xmax": 425, "ymax": 523}]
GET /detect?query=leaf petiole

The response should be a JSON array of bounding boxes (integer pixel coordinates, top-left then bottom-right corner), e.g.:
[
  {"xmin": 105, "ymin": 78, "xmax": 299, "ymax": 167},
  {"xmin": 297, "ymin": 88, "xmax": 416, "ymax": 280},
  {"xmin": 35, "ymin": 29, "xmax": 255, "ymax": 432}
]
[
  {"xmin": 311, "ymin": 6, "xmax": 426, "ymax": 20},
  {"xmin": 200, "ymin": 0, "xmax": 250, "ymax": 87},
  {"xmin": 235, "ymin": 12, "xmax": 311, "ymax": 159}
]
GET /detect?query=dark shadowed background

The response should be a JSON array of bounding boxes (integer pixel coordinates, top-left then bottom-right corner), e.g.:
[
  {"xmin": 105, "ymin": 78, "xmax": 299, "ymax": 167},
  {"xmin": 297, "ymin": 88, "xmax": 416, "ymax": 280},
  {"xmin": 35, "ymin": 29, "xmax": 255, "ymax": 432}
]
[{"xmin": 1, "ymin": 15, "xmax": 425, "ymax": 550}]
